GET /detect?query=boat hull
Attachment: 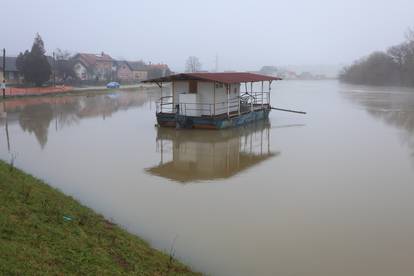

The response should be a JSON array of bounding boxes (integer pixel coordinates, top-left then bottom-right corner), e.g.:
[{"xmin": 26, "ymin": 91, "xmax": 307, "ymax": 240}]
[{"xmin": 156, "ymin": 109, "xmax": 270, "ymax": 129}]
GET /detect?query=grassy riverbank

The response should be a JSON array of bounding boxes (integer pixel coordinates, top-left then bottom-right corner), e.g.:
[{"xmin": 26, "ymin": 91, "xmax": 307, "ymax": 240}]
[{"xmin": 0, "ymin": 160, "xmax": 199, "ymax": 275}]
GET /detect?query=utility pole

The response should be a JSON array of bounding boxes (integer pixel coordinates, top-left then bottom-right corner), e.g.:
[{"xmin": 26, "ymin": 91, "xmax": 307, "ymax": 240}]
[{"xmin": 2, "ymin": 48, "xmax": 5, "ymax": 99}]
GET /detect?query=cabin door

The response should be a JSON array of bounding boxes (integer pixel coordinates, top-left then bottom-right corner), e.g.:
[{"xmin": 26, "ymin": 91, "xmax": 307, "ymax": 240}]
[{"xmin": 189, "ymin": 80, "xmax": 198, "ymax": 93}]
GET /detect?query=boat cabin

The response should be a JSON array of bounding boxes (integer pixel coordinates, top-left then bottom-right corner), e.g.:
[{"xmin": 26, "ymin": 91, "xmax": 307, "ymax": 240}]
[{"xmin": 143, "ymin": 72, "xmax": 281, "ymax": 129}]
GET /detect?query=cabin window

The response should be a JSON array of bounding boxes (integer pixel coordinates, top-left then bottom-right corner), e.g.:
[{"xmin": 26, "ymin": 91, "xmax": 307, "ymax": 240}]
[{"xmin": 189, "ymin": 80, "xmax": 197, "ymax": 93}]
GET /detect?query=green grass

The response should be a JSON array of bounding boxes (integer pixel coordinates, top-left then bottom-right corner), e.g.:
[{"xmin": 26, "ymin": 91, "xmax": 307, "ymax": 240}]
[{"xmin": 0, "ymin": 160, "xmax": 200, "ymax": 275}]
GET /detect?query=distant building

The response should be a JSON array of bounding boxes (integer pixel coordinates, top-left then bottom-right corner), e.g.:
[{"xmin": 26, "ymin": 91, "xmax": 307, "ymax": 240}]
[
  {"xmin": 128, "ymin": 61, "xmax": 148, "ymax": 81},
  {"xmin": 114, "ymin": 60, "xmax": 148, "ymax": 82},
  {"xmin": 259, "ymin": 66, "xmax": 279, "ymax": 76},
  {"xmin": 0, "ymin": 57, "xmax": 21, "ymax": 84},
  {"xmin": 285, "ymin": 71, "xmax": 298, "ymax": 79},
  {"xmin": 116, "ymin": 61, "xmax": 174, "ymax": 82},
  {"xmin": 115, "ymin": 61, "xmax": 134, "ymax": 82},
  {"xmin": 298, "ymin": 72, "xmax": 313, "ymax": 80},
  {"xmin": 72, "ymin": 52, "xmax": 114, "ymax": 81},
  {"xmin": 147, "ymin": 63, "xmax": 171, "ymax": 79}
]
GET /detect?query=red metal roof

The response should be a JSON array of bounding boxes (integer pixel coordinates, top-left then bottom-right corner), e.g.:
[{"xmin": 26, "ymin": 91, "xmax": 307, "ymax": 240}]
[{"xmin": 143, "ymin": 72, "xmax": 281, "ymax": 84}]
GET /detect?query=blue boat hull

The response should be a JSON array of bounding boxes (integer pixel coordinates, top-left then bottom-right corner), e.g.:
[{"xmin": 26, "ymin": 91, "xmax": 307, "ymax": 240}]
[{"xmin": 157, "ymin": 109, "xmax": 270, "ymax": 129}]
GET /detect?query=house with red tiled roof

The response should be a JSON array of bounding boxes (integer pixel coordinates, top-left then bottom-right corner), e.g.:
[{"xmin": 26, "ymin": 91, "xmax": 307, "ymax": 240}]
[
  {"xmin": 115, "ymin": 60, "xmax": 148, "ymax": 82},
  {"xmin": 128, "ymin": 61, "xmax": 148, "ymax": 81},
  {"xmin": 115, "ymin": 61, "xmax": 133, "ymax": 82},
  {"xmin": 72, "ymin": 52, "xmax": 115, "ymax": 81},
  {"xmin": 114, "ymin": 60, "xmax": 173, "ymax": 82},
  {"xmin": 147, "ymin": 63, "xmax": 171, "ymax": 79}
]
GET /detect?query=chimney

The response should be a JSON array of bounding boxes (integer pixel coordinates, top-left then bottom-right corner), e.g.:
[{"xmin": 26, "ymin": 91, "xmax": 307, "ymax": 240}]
[{"xmin": 101, "ymin": 51, "xmax": 105, "ymax": 57}]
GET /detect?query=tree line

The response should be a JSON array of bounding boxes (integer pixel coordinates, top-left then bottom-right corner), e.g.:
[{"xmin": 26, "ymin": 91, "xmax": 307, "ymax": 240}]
[
  {"xmin": 16, "ymin": 34, "xmax": 77, "ymax": 87},
  {"xmin": 340, "ymin": 28, "xmax": 414, "ymax": 87},
  {"xmin": 15, "ymin": 33, "xmax": 172, "ymax": 87}
]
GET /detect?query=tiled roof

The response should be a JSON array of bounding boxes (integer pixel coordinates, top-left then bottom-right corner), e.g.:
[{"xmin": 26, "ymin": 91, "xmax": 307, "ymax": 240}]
[
  {"xmin": 127, "ymin": 61, "xmax": 147, "ymax": 71},
  {"xmin": 148, "ymin": 63, "xmax": 169, "ymax": 69},
  {"xmin": 75, "ymin": 53, "xmax": 113, "ymax": 68}
]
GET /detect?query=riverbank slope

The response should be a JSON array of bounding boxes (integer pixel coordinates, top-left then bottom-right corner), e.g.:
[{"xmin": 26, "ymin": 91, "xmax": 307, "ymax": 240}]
[{"xmin": 0, "ymin": 160, "xmax": 199, "ymax": 275}]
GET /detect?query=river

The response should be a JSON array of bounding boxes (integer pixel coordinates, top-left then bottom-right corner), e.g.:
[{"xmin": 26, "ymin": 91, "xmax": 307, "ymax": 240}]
[{"xmin": 1, "ymin": 80, "xmax": 414, "ymax": 276}]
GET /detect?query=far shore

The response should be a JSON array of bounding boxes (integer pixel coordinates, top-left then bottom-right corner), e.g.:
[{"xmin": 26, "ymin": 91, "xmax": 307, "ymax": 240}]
[{"xmin": 0, "ymin": 83, "xmax": 164, "ymax": 101}]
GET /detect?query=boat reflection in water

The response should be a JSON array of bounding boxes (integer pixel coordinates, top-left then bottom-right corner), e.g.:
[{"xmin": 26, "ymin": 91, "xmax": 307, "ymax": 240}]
[{"xmin": 147, "ymin": 121, "xmax": 278, "ymax": 183}]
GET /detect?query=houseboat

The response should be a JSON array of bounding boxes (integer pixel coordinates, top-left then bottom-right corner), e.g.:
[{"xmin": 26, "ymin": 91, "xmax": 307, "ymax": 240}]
[{"xmin": 143, "ymin": 72, "xmax": 282, "ymax": 129}]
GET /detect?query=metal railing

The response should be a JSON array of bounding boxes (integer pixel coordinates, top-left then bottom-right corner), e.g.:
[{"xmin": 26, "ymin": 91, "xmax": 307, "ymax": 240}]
[
  {"xmin": 156, "ymin": 96, "xmax": 175, "ymax": 114},
  {"xmin": 155, "ymin": 92, "xmax": 270, "ymax": 117},
  {"xmin": 179, "ymin": 98, "xmax": 241, "ymax": 117}
]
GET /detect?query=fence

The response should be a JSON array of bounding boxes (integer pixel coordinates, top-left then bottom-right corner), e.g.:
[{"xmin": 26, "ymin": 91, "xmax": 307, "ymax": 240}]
[
  {"xmin": 2, "ymin": 86, "xmax": 73, "ymax": 97},
  {"xmin": 156, "ymin": 92, "xmax": 270, "ymax": 117}
]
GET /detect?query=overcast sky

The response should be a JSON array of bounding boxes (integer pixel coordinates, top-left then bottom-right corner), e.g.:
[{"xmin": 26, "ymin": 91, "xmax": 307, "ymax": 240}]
[{"xmin": 2, "ymin": 0, "xmax": 413, "ymax": 71}]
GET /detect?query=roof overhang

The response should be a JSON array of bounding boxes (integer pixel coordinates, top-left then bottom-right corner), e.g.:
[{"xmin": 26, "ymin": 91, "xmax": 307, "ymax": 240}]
[{"xmin": 143, "ymin": 72, "xmax": 282, "ymax": 85}]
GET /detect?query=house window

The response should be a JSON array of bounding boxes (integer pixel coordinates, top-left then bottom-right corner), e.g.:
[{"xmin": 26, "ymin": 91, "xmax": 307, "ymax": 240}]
[
  {"xmin": 215, "ymin": 83, "xmax": 223, "ymax": 88},
  {"xmin": 189, "ymin": 80, "xmax": 197, "ymax": 93}
]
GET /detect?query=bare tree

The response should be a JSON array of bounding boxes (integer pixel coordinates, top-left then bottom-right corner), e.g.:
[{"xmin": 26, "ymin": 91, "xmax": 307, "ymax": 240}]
[
  {"xmin": 405, "ymin": 27, "xmax": 414, "ymax": 42},
  {"xmin": 54, "ymin": 48, "xmax": 76, "ymax": 81},
  {"xmin": 341, "ymin": 27, "xmax": 414, "ymax": 87},
  {"xmin": 388, "ymin": 44, "xmax": 408, "ymax": 84},
  {"xmin": 55, "ymin": 48, "xmax": 71, "ymax": 60},
  {"xmin": 185, "ymin": 56, "xmax": 201, "ymax": 72}
]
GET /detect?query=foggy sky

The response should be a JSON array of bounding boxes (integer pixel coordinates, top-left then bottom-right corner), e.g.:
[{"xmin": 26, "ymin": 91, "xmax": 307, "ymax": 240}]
[{"xmin": 2, "ymin": 0, "xmax": 414, "ymax": 71}]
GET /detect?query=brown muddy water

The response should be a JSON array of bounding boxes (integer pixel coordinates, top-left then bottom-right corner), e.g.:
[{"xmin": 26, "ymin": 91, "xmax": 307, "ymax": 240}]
[{"xmin": 1, "ymin": 81, "xmax": 414, "ymax": 276}]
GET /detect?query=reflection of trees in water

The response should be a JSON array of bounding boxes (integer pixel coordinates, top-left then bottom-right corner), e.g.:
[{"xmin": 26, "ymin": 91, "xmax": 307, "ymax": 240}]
[
  {"xmin": 343, "ymin": 86, "xmax": 414, "ymax": 157},
  {"xmin": 368, "ymin": 108, "xmax": 414, "ymax": 157},
  {"xmin": 53, "ymin": 100, "xmax": 81, "ymax": 130},
  {"xmin": 6, "ymin": 90, "xmax": 160, "ymax": 148},
  {"xmin": 19, "ymin": 104, "xmax": 54, "ymax": 148}
]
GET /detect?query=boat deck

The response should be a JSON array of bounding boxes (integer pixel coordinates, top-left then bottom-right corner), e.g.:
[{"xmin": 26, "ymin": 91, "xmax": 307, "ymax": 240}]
[{"xmin": 157, "ymin": 104, "xmax": 271, "ymax": 129}]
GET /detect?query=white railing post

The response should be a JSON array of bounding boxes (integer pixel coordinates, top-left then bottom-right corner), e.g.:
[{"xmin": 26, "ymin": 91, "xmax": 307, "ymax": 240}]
[
  {"xmin": 238, "ymin": 96, "xmax": 241, "ymax": 115},
  {"xmin": 261, "ymin": 81, "xmax": 264, "ymax": 108},
  {"xmin": 268, "ymin": 80, "xmax": 272, "ymax": 107},
  {"xmin": 213, "ymin": 82, "xmax": 216, "ymax": 116},
  {"xmin": 227, "ymin": 84, "xmax": 230, "ymax": 117},
  {"xmin": 160, "ymin": 82, "xmax": 163, "ymax": 113}
]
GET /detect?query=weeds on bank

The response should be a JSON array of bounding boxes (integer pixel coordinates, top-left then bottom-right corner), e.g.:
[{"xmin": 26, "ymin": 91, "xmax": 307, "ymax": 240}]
[{"xmin": 0, "ymin": 160, "xmax": 199, "ymax": 275}]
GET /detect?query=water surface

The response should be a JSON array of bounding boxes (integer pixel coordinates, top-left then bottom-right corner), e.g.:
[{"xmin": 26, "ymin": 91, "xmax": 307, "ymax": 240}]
[{"xmin": 1, "ymin": 81, "xmax": 414, "ymax": 276}]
